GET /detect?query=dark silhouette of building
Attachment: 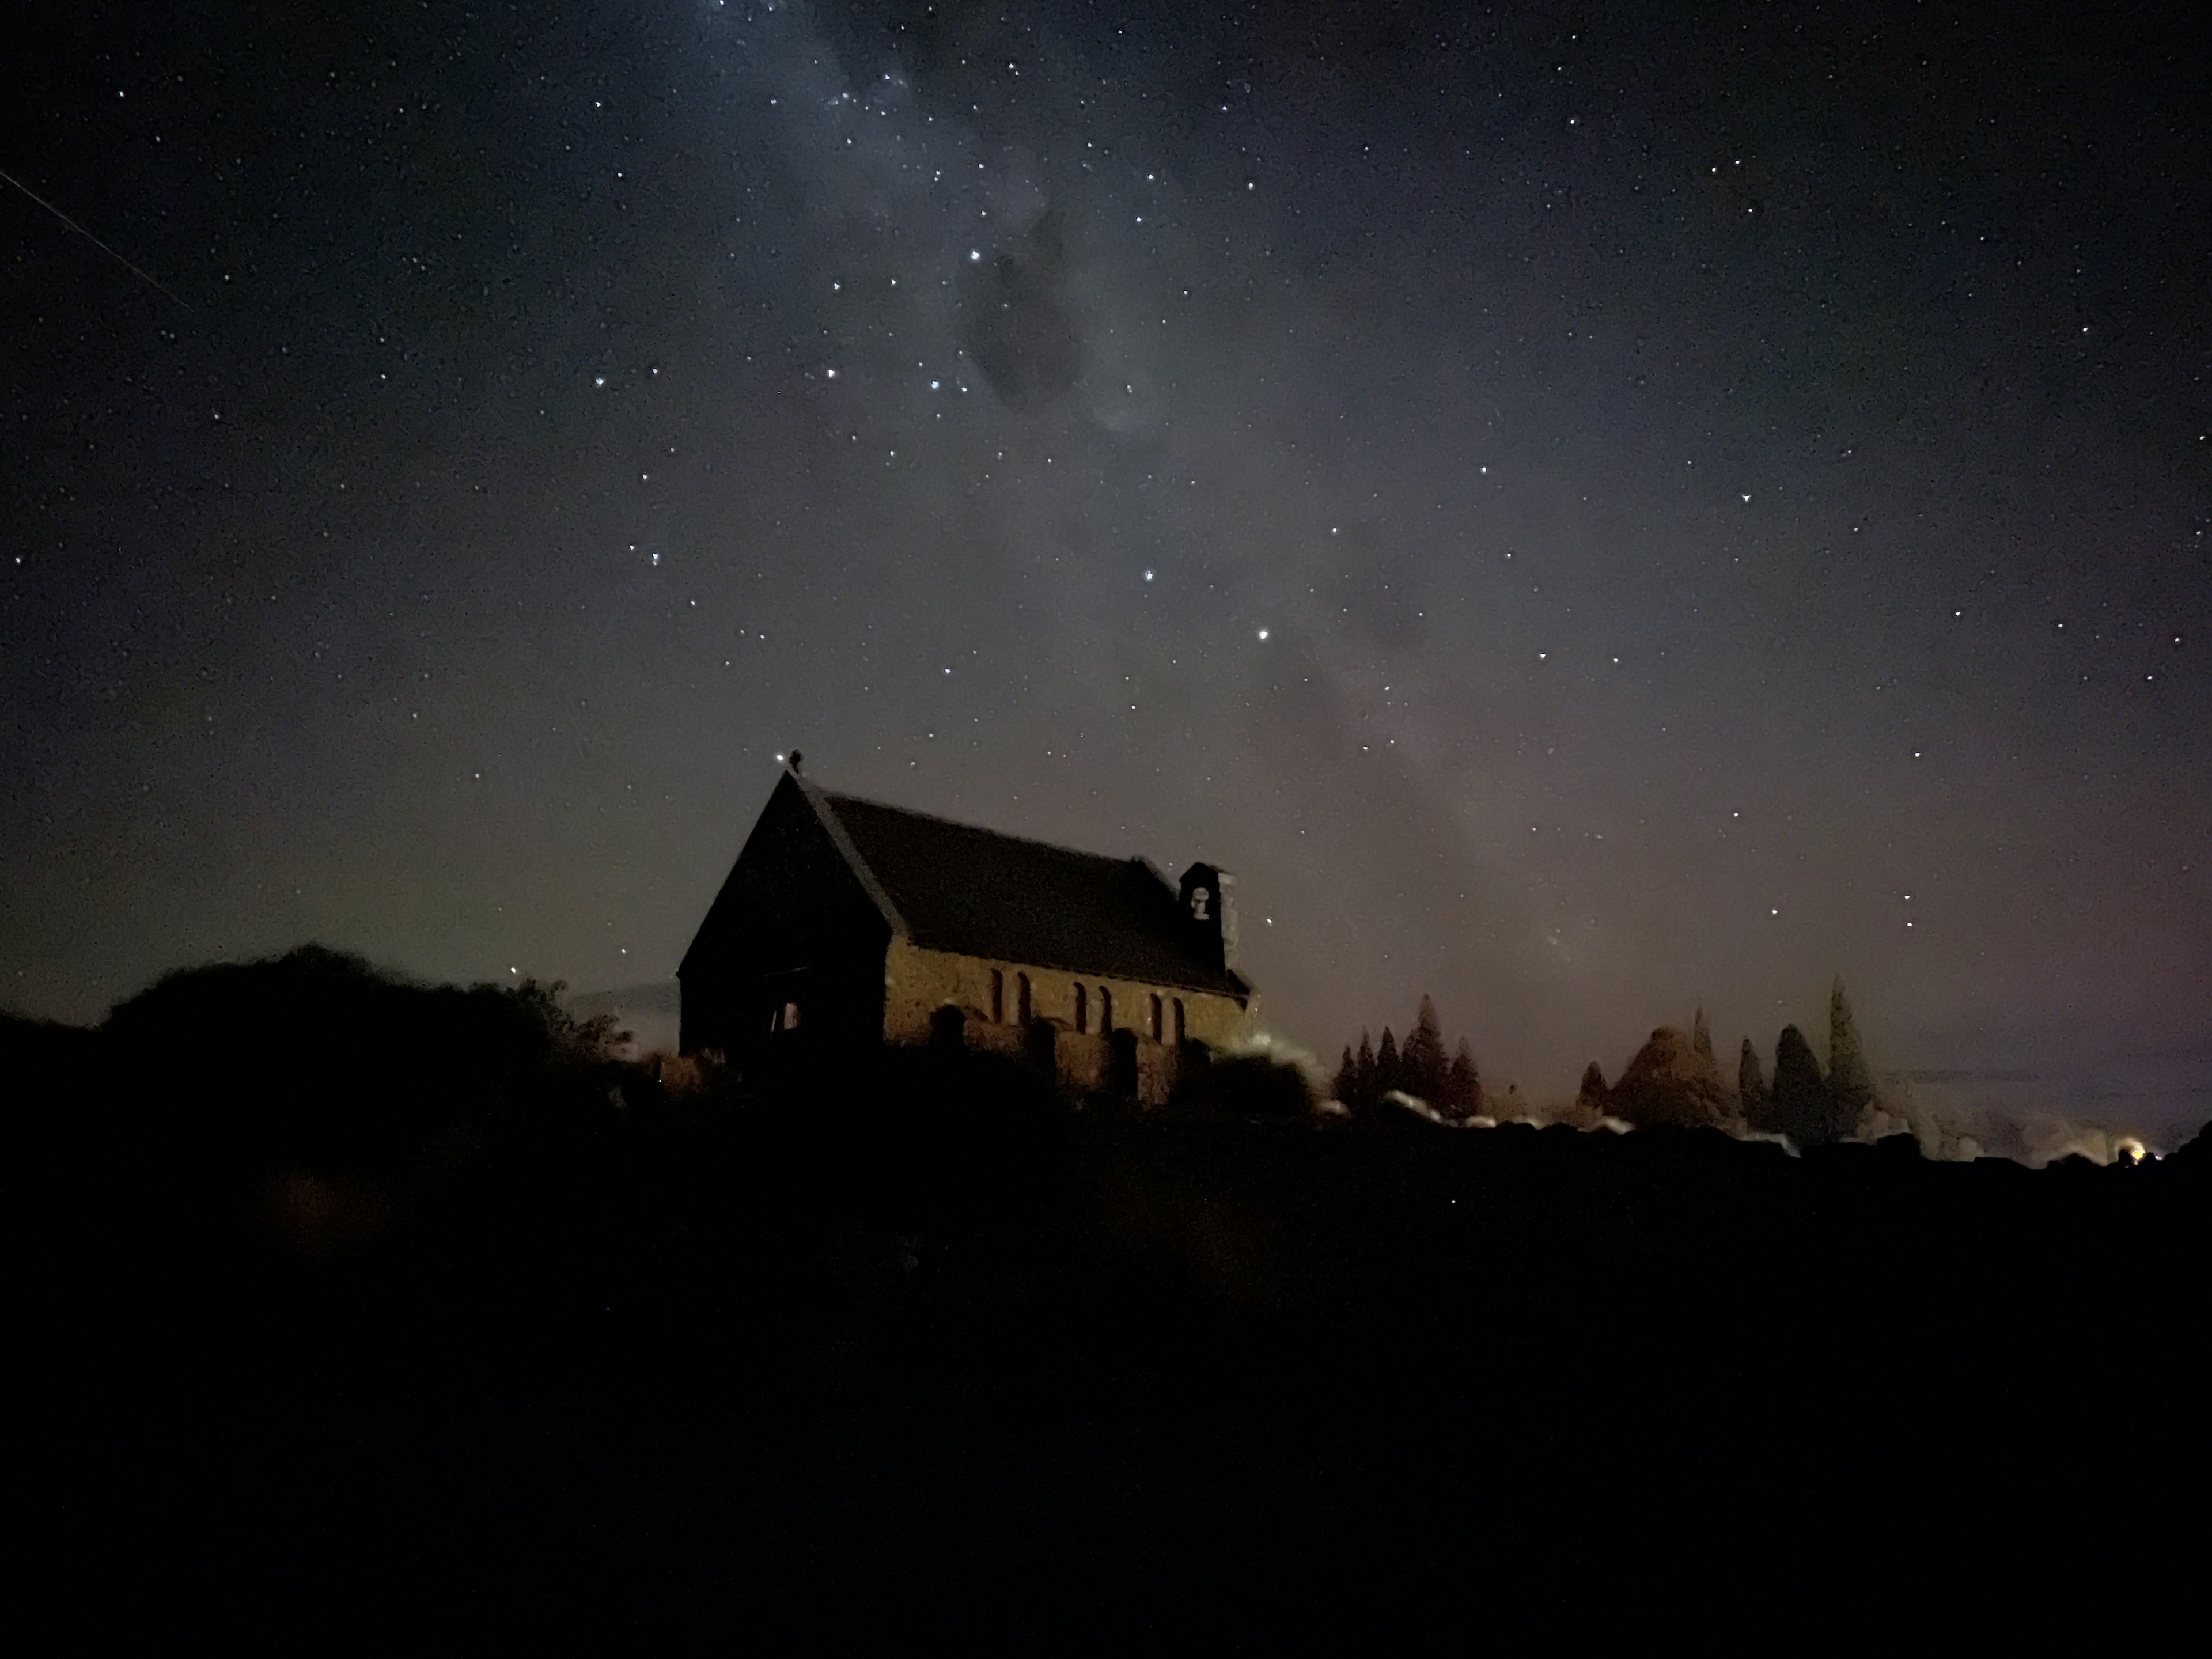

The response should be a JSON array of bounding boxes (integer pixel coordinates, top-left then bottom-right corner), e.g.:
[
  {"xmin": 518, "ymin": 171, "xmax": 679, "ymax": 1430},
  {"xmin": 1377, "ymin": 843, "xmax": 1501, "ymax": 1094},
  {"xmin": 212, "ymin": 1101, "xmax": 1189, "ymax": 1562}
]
[{"xmin": 678, "ymin": 764, "xmax": 1253, "ymax": 1100}]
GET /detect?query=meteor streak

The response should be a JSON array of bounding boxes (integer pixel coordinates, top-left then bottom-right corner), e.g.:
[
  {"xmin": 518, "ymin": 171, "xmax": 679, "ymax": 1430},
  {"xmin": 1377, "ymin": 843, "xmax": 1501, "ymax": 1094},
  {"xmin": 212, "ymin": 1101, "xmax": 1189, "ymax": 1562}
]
[{"xmin": 1, "ymin": 165, "xmax": 187, "ymax": 308}]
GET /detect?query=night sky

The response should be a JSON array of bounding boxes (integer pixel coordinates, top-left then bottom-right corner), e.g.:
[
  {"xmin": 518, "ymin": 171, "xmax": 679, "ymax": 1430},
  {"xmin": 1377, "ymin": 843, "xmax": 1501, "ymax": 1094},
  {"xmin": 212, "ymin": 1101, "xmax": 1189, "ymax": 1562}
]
[{"xmin": 5, "ymin": 2, "xmax": 2208, "ymax": 1133}]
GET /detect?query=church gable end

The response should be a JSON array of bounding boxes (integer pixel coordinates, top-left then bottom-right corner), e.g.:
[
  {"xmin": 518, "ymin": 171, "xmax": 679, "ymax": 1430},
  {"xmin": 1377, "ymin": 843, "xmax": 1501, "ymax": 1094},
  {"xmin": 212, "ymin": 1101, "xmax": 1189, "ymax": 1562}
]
[{"xmin": 677, "ymin": 772, "xmax": 893, "ymax": 1059}]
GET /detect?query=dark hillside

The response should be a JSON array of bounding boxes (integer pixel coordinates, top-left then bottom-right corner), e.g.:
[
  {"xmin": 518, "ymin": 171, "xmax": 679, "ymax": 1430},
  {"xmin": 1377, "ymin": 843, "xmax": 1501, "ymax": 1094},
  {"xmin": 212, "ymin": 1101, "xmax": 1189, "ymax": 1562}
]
[{"xmin": 13, "ymin": 952, "xmax": 2209, "ymax": 1640}]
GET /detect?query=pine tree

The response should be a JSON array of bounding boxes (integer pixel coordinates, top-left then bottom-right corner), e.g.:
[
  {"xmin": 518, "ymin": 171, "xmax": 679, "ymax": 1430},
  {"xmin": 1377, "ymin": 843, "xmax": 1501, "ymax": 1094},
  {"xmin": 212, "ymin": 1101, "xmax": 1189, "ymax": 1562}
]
[
  {"xmin": 1738, "ymin": 1037, "xmax": 1768, "ymax": 1113},
  {"xmin": 1765, "ymin": 1024, "xmax": 1831, "ymax": 1145},
  {"xmin": 1403, "ymin": 995, "xmax": 1449, "ymax": 1104},
  {"xmin": 1332, "ymin": 1045, "xmax": 1358, "ymax": 1107},
  {"xmin": 1445, "ymin": 1040, "xmax": 1481, "ymax": 1119},
  {"xmin": 1828, "ymin": 976, "xmax": 1875, "ymax": 1128},
  {"xmin": 1353, "ymin": 1031, "xmax": 1377, "ymax": 1112},
  {"xmin": 1577, "ymin": 1061, "xmax": 1609, "ymax": 1118},
  {"xmin": 1375, "ymin": 1027, "xmax": 1401, "ymax": 1100}
]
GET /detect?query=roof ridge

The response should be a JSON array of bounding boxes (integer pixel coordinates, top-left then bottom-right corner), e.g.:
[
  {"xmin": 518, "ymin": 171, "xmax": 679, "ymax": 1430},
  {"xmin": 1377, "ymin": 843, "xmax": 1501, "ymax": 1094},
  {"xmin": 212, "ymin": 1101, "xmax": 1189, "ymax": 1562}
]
[{"xmin": 820, "ymin": 787, "xmax": 1146, "ymax": 870}]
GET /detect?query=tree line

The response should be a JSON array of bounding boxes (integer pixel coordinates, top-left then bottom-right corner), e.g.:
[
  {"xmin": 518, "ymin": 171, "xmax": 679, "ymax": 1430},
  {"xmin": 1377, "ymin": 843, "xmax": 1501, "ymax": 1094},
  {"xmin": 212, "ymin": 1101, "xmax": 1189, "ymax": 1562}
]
[
  {"xmin": 1331, "ymin": 995, "xmax": 1484, "ymax": 1119},
  {"xmin": 1334, "ymin": 978, "xmax": 1892, "ymax": 1146}
]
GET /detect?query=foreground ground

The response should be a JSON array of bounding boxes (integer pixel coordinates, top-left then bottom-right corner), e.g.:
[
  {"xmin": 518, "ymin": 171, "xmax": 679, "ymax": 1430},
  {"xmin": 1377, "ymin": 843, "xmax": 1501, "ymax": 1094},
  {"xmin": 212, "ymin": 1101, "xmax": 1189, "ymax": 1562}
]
[{"xmin": 10, "ymin": 956, "xmax": 2207, "ymax": 1640}]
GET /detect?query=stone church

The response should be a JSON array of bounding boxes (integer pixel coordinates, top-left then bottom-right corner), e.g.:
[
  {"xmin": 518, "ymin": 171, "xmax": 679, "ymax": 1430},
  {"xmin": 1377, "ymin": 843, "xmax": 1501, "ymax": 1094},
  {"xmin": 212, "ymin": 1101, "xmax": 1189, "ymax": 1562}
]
[{"xmin": 678, "ymin": 763, "xmax": 1254, "ymax": 1104}]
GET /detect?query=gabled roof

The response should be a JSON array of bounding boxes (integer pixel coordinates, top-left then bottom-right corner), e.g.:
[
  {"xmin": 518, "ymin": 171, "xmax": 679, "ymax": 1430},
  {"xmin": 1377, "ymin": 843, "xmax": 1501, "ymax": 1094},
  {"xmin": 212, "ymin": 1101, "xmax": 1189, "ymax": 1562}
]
[{"xmin": 791, "ymin": 775, "xmax": 1249, "ymax": 999}]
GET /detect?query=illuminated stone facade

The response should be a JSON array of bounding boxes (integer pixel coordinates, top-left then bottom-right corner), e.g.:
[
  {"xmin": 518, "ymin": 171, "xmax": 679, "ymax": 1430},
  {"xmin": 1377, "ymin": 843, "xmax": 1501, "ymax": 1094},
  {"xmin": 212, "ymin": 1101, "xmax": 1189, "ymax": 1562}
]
[{"xmin": 882, "ymin": 935, "xmax": 1251, "ymax": 1105}]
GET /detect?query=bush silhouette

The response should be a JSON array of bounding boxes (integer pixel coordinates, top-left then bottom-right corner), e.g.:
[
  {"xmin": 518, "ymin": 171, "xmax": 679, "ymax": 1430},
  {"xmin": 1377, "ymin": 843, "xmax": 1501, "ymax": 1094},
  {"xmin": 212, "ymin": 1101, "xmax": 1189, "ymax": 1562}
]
[
  {"xmin": 92, "ymin": 945, "xmax": 628, "ymax": 1252},
  {"xmin": 1171, "ymin": 1046, "xmax": 1313, "ymax": 1122}
]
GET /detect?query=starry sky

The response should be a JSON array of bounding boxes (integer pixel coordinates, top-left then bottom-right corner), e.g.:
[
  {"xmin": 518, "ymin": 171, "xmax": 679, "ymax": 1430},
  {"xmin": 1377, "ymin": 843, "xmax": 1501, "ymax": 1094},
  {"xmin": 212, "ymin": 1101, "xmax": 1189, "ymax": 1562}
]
[{"xmin": 5, "ymin": 2, "xmax": 2209, "ymax": 1131}]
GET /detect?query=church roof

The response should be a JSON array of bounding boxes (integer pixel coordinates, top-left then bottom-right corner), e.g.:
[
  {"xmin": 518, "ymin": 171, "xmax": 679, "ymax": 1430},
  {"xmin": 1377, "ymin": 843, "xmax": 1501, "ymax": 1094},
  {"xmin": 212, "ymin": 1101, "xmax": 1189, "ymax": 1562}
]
[{"xmin": 805, "ymin": 780, "xmax": 1249, "ymax": 999}]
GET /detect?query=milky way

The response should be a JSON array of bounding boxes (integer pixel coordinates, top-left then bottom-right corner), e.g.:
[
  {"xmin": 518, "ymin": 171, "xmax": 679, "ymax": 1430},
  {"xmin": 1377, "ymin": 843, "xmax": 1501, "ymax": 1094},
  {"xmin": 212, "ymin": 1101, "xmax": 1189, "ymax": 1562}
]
[{"xmin": 3, "ymin": 2, "xmax": 2207, "ymax": 1130}]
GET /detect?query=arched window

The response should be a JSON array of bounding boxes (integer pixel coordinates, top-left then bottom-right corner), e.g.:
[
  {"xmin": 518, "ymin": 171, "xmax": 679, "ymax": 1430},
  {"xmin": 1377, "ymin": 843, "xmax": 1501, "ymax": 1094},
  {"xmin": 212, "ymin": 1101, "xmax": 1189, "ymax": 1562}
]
[
  {"xmin": 1173, "ymin": 998, "xmax": 1186, "ymax": 1044},
  {"xmin": 1074, "ymin": 983, "xmax": 1088, "ymax": 1034},
  {"xmin": 1099, "ymin": 987, "xmax": 1113, "ymax": 1032},
  {"xmin": 990, "ymin": 969, "xmax": 1004, "ymax": 1023},
  {"xmin": 1017, "ymin": 972, "xmax": 1031, "ymax": 1025},
  {"xmin": 1149, "ymin": 994, "xmax": 1164, "ymax": 1041}
]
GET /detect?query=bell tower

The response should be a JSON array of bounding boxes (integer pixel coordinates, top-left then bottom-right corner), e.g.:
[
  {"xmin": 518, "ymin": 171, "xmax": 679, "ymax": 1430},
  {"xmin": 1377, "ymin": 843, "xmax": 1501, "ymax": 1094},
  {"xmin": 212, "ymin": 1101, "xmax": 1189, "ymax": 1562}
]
[{"xmin": 1177, "ymin": 862, "xmax": 1238, "ymax": 972}]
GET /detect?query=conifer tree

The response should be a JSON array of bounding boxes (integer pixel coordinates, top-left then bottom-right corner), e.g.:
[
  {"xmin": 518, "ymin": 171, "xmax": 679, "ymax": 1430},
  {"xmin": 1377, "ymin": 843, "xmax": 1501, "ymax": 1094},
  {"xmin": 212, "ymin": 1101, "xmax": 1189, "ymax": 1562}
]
[
  {"xmin": 1445, "ymin": 1040, "xmax": 1481, "ymax": 1119},
  {"xmin": 1577, "ymin": 1061, "xmax": 1609, "ymax": 1118},
  {"xmin": 1403, "ymin": 995, "xmax": 1449, "ymax": 1103},
  {"xmin": 1738, "ymin": 1037, "xmax": 1768, "ymax": 1113},
  {"xmin": 1375, "ymin": 1027, "xmax": 1400, "ymax": 1100},
  {"xmin": 1333, "ymin": 1045, "xmax": 1358, "ymax": 1107},
  {"xmin": 1827, "ymin": 976, "xmax": 1875, "ymax": 1128},
  {"xmin": 1353, "ymin": 1031, "xmax": 1377, "ymax": 1112},
  {"xmin": 1764, "ymin": 1024, "xmax": 1832, "ymax": 1145}
]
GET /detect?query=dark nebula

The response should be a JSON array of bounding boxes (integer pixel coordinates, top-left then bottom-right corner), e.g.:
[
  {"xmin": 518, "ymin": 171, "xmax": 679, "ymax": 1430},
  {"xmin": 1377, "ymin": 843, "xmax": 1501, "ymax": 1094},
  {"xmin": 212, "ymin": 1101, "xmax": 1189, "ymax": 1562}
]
[{"xmin": 963, "ymin": 208, "xmax": 1084, "ymax": 410}]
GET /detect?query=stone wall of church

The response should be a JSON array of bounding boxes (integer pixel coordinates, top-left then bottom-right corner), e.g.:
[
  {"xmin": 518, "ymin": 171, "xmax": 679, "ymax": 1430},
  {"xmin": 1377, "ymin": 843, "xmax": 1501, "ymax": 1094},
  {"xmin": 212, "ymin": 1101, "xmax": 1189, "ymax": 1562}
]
[
  {"xmin": 882, "ymin": 937, "xmax": 1249, "ymax": 1105},
  {"xmin": 1056, "ymin": 1029, "xmax": 1110, "ymax": 1094}
]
